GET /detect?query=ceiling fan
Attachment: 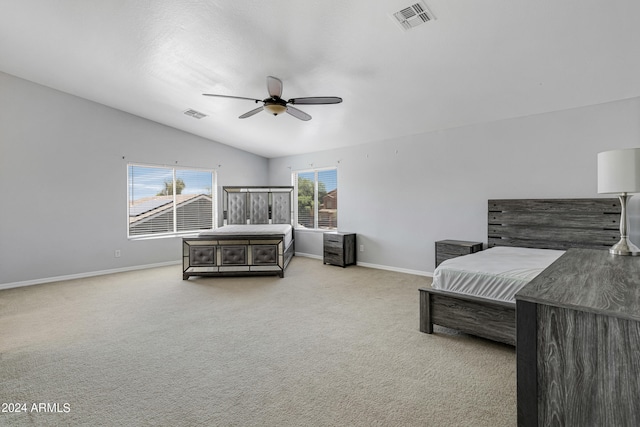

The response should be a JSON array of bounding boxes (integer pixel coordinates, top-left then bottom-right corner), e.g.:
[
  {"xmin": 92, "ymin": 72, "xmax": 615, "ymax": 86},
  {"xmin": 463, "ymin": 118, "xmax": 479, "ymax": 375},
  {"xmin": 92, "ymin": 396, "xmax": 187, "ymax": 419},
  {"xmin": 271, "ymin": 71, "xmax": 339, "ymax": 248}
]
[{"xmin": 203, "ymin": 76, "xmax": 342, "ymax": 121}]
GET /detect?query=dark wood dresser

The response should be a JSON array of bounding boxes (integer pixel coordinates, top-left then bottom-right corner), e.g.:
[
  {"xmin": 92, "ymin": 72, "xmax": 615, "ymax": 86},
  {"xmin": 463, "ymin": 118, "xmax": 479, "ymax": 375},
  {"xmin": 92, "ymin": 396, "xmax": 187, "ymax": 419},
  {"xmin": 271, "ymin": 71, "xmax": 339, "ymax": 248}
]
[
  {"xmin": 323, "ymin": 232, "xmax": 356, "ymax": 267},
  {"xmin": 515, "ymin": 248, "xmax": 640, "ymax": 426}
]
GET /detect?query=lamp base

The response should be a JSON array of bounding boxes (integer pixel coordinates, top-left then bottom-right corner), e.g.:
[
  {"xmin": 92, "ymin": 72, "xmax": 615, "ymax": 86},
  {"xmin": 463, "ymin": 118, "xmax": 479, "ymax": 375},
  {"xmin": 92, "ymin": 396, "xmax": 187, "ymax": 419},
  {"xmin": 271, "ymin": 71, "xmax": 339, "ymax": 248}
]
[{"xmin": 609, "ymin": 237, "xmax": 640, "ymax": 256}]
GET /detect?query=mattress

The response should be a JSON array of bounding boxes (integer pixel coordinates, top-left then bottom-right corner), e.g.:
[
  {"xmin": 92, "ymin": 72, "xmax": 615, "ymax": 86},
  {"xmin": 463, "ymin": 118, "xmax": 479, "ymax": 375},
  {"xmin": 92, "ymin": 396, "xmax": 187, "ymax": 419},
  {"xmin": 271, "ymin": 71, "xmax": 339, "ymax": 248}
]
[
  {"xmin": 432, "ymin": 246, "xmax": 564, "ymax": 303},
  {"xmin": 198, "ymin": 224, "xmax": 293, "ymax": 248}
]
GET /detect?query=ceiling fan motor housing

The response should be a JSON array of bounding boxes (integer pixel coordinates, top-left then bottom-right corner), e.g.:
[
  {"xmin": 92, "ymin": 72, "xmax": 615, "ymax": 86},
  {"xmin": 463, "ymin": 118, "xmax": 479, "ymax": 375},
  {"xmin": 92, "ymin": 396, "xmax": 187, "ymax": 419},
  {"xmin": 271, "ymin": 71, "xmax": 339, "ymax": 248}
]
[{"xmin": 263, "ymin": 98, "xmax": 287, "ymax": 115}]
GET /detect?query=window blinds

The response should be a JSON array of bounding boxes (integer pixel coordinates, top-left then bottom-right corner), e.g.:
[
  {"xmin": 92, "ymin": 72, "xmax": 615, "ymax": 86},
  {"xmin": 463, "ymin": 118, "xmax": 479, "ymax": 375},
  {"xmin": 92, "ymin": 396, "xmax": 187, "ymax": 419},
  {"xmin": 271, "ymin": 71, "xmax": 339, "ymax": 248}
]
[
  {"xmin": 127, "ymin": 164, "xmax": 215, "ymax": 238},
  {"xmin": 294, "ymin": 167, "xmax": 338, "ymax": 230}
]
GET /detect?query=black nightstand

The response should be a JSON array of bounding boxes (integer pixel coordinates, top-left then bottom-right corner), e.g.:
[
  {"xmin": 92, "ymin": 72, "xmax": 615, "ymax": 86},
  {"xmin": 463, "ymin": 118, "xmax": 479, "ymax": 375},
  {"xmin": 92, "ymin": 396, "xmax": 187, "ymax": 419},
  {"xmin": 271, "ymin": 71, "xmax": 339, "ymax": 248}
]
[
  {"xmin": 435, "ymin": 240, "xmax": 483, "ymax": 267},
  {"xmin": 323, "ymin": 232, "xmax": 356, "ymax": 267}
]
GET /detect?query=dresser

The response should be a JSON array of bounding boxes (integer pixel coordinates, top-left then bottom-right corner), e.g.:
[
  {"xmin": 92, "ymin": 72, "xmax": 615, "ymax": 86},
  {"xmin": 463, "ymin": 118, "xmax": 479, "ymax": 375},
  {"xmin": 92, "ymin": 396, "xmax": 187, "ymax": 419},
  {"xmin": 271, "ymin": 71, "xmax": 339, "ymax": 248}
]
[
  {"xmin": 515, "ymin": 248, "xmax": 640, "ymax": 426},
  {"xmin": 323, "ymin": 232, "xmax": 356, "ymax": 267}
]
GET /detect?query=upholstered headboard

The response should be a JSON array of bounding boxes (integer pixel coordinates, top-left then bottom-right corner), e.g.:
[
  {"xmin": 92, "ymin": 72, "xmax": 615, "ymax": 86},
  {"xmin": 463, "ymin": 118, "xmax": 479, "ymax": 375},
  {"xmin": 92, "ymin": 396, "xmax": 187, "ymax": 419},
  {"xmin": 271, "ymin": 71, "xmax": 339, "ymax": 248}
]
[
  {"xmin": 223, "ymin": 186, "xmax": 294, "ymax": 225},
  {"xmin": 488, "ymin": 198, "xmax": 620, "ymax": 250}
]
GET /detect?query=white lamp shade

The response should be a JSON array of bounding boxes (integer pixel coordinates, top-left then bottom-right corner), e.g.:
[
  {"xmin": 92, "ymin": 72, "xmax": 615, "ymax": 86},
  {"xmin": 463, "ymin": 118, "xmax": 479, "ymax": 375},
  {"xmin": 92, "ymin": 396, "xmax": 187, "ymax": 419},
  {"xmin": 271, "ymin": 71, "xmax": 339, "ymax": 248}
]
[{"xmin": 597, "ymin": 148, "xmax": 640, "ymax": 194}]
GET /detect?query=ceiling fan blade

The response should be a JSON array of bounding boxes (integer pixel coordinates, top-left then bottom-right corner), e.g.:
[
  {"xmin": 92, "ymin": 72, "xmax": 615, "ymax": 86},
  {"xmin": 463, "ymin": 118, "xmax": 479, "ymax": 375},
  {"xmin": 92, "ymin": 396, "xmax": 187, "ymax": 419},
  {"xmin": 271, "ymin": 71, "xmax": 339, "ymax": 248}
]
[
  {"xmin": 286, "ymin": 106, "xmax": 311, "ymax": 121},
  {"xmin": 239, "ymin": 106, "xmax": 264, "ymax": 119},
  {"xmin": 203, "ymin": 93, "xmax": 262, "ymax": 103},
  {"xmin": 267, "ymin": 76, "xmax": 283, "ymax": 98},
  {"xmin": 287, "ymin": 96, "xmax": 343, "ymax": 105}
]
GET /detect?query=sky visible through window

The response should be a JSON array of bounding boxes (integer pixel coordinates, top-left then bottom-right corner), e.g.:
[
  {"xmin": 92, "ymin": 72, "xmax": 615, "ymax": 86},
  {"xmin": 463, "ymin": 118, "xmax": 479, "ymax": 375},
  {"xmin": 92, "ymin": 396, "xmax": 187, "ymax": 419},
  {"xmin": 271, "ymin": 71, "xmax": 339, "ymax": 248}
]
[
  {"xmin": 298, "ymin": 170, "xmax": 337, "ymax": 192},
  {"xmin": 318, "ymin": 170, "xmax": 337, "ymax": 192},
  {"xmin": 128, "ymin": 165, "xmax": 213, "ymax": 201}
]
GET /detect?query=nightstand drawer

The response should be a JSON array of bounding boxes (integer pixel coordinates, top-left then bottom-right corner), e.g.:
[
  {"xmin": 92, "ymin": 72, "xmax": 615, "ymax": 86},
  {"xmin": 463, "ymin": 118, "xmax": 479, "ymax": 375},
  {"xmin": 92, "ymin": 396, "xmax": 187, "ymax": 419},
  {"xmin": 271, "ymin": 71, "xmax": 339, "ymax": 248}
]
[
  {"xmin": 323, "ymin": 253, "xmax": 344, "ymax": 265},
  {"xmin": 324, "ymin": 233, "xmax": 342, "ymax": 244},
  {"xmin": 324, "ymin": 239, "xmax": 343, "ymax": 250},
  {"xmin": 435, "ymin": 240, "xmax": 482, "ymax": 267}
]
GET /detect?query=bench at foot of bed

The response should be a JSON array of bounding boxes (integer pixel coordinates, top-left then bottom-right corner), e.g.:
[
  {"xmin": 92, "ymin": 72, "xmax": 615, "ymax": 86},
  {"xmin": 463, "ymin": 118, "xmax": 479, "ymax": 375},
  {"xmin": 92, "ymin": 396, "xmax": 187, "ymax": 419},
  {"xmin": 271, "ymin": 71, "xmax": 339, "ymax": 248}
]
[{"xmin": 182, "ymin": 236, "xmax": 294, "ymax": 280}]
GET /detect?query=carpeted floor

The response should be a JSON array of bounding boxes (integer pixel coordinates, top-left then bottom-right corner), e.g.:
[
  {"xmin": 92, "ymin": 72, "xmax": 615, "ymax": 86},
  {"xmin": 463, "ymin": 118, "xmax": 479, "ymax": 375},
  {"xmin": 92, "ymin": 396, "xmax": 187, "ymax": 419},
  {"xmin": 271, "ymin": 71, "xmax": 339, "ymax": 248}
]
[{"xmin": 0, "ymin": 257, "xmax": 516, "ymax": 426}]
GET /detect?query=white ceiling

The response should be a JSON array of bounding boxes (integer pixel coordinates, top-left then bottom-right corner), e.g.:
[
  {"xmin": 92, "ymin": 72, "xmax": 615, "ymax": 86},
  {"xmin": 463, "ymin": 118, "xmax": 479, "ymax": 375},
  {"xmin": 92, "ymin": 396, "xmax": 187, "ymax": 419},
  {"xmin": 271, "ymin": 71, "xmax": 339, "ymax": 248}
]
[{"xmin": 1, "ymin": 1, "xmax": 639, "ymax": 158}]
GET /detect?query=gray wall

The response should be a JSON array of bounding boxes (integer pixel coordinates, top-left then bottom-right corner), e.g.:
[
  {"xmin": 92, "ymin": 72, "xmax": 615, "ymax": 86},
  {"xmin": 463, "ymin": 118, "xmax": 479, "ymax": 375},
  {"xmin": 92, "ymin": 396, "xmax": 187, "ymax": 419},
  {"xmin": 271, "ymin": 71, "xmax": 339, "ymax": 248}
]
[
  {"xmin": 3, "ymin": 68, "xmax": 640, "ymax": 285},
  {"xmin": 0, "ymin": 72, "xmax": 268, "ymax": 286},
  {"xmin": 268, "ymin": 96, "xmax": 640, "ymax": 275}
]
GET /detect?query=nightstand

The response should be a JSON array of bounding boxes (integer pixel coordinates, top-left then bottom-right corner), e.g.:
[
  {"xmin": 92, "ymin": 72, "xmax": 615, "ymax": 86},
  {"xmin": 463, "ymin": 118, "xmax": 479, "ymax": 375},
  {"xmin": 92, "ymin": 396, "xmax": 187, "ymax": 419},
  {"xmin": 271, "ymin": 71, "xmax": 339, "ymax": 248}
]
[
  {"xmin": 323, "ymin": 232, "xmax": 356, "ymax": 267},
  {"xmin": 435, "ymin": 240, "xmax": 483, "ymax": 267}
]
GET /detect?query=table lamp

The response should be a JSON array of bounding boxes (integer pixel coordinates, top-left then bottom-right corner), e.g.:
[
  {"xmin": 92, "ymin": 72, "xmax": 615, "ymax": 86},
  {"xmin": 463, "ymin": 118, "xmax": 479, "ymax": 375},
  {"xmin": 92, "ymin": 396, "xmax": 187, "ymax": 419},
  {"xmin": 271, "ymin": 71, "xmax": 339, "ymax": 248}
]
[{"xmin": 597, "ymin": 148, "xmax": 640, "ymax": 256}]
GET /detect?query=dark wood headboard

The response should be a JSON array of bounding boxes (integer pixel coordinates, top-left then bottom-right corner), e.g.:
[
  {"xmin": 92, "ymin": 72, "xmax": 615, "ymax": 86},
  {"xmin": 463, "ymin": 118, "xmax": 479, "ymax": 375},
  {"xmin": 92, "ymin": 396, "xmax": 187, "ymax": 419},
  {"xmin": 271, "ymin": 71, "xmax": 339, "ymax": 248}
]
[{"xmin": 488, "ymin": 198, "xmax": 620, "ymax": 250}]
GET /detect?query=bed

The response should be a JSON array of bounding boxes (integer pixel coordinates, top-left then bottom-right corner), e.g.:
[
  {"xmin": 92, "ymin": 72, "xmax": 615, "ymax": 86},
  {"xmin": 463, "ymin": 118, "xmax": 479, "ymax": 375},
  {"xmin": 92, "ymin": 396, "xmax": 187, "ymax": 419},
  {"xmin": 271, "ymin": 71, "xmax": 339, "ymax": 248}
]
[
  {"xmin": 419, "ymin": 198, "xmax": 621, "ymax": 345},
  {"xmin": 182, "ymin": 186, "xmax": 295, "ymax": 279}
]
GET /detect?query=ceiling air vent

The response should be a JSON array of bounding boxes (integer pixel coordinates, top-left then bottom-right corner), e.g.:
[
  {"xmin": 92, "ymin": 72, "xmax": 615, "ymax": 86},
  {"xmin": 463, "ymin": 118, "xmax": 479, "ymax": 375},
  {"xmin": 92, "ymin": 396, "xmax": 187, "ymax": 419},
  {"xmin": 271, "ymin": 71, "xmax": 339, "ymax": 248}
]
[
  {"xmin": 392, "ymin": 1, "xmax": 435, "ymax": 31},
  {"xmin": 183, "ymin": 109, "xmax": 208, "ymax": 119}
]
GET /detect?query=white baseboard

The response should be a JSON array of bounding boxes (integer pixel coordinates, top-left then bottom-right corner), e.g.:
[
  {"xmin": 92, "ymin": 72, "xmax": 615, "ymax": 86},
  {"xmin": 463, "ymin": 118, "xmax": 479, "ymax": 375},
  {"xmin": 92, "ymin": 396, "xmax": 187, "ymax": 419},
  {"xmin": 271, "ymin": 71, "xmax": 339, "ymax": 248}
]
[
  {"xmin": 295, "ymin": 252, "xmax": 433, "ymax": 277},
  {"xmin": 356, "ymin": 261, "xmax": 433, "ymax": 277},
  {"xmin": 295, "ymin": 252, "xmax": 323, "ymax": 260},
  {"xmin": 1, "ymin": 256, "xmax": 432, "ymax": 291},
  {"xmin": 0, "ymin": 260, "xmax": 182, "ymax": 290}
]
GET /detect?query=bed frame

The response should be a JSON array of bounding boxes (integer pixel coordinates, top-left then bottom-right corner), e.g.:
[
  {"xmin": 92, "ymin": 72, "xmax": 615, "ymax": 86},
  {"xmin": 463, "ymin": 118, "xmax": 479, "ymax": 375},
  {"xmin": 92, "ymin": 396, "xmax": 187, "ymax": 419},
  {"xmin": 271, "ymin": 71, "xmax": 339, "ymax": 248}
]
[
  {"xmin": 419, "ymin": 198, "xmax": 621, "ymax": 345},
  {"xmin": 182, "ymin": 186, "xmax": 295, "ymax": 279}
]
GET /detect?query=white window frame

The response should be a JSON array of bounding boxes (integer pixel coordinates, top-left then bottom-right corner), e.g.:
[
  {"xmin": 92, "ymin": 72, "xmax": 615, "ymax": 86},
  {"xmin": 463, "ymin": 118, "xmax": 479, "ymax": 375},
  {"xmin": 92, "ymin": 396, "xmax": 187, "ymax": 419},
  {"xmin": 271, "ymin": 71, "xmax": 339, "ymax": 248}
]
[
  {"xmin": 292, "ymin": 166, "xmax": 338, "ymax": 230},
  {"xmin": 127, "ymin": 163, "xmax": 217, "ymax": 239}
]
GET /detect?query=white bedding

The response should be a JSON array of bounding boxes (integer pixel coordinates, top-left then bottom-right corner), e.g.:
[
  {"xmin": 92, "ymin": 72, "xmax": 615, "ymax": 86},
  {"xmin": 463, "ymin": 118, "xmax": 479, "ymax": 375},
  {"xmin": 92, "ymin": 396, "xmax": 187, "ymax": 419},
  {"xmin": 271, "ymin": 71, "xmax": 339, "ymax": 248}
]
[
  {"xmin": 432, "ymin": 246, "xmax": 564, "ymax": 303},
  {"xmin": 199, "ymin": 224, "xmax": 293, "ymax": 248}
]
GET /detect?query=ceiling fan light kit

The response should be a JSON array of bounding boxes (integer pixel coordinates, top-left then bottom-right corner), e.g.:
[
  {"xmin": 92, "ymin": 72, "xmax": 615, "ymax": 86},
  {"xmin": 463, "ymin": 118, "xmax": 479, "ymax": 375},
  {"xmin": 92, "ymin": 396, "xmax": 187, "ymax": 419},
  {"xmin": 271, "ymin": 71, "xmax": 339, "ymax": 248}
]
[
  {"xmin": 203, "ymin": 76, "xmax": 342, "ymax": 121},
  {"xmin": 264, "ymin": 101, "xmax": 287, "ymax": 116}
]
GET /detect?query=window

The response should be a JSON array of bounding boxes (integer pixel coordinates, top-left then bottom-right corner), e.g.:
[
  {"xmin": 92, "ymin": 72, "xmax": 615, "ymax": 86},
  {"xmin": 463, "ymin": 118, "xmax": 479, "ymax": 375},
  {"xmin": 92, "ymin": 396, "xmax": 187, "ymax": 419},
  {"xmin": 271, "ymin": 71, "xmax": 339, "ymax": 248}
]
[
  {"xmin": 127, "ymin": 163, "xmax": 216, "ymax": 238},
  {"xmin": 292, "ymin": 167, "xmax": 338, "ymax": 230}
]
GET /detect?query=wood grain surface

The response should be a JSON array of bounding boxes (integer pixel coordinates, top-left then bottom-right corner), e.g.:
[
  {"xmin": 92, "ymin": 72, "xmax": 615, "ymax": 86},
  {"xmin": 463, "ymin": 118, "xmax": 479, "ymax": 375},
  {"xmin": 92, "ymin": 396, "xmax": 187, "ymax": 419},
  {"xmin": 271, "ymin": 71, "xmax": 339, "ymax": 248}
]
[
  {"xmin": 435, "ymin": 240, "xmax": 482, "ymax": 267},
  {"xmin": 488, "ymin": 198, "xmax": 619, "ymax": 250},
  {"xmin": 517, "ymin": 248, "xmax": 640, "ymax": 322},
  {"xmin": 323, "ymin": 232, "xmax": 356, "ymax": 267},
  {"xmin": 516, "ymin": 249, "xmax": 640, "ymax": 426},
  {"xmin": 516, "ymin": 300, "xmax": 537, "ymax": 427},
  {"xmin": 420, "ymin": 288, "xmax": 515, "ymax": 345},
  {"xmin": 537, "ymin": 304, "xmax": 640, "ymax": 426}
]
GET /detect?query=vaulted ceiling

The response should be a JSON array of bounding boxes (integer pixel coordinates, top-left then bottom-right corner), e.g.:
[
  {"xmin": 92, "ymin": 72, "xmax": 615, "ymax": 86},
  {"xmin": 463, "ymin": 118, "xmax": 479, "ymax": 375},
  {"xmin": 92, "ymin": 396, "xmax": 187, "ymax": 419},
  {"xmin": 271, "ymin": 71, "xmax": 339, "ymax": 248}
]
[{"xmin": 1, "ymin": 1, "xmax": 639, "ymax": 158}]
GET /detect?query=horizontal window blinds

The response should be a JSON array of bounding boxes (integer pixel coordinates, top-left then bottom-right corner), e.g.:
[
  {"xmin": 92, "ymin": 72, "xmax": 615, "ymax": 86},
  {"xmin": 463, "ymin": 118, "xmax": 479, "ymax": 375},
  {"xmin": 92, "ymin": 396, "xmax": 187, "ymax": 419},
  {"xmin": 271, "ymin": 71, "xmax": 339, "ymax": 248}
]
[
  {"xmin": 128, "ymin": 164, "xmax": 215, "ymax": 238},
  {"xmin": 293, "ymin": 167, "xmax": 338, "ymax": 230},
  {"xmin": 317, "ymin": 169, "xmax": 337, "ymax": 229},
  {"xmin": 176, "ymin": 169, "xmax": 214, "ymax": 233},
  {"xmin": 296, "ymin": 171, "xmax": 315, "ymax": 229}
]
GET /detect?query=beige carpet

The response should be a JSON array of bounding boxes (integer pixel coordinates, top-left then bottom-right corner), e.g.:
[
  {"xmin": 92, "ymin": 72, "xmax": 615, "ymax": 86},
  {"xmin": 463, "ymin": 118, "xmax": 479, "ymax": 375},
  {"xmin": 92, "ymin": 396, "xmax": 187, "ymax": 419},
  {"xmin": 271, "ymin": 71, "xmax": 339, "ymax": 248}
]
[{"xmin": 0, "ymin": 257, "xmax": 516, "ymax": 426}]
